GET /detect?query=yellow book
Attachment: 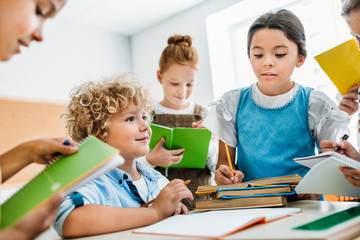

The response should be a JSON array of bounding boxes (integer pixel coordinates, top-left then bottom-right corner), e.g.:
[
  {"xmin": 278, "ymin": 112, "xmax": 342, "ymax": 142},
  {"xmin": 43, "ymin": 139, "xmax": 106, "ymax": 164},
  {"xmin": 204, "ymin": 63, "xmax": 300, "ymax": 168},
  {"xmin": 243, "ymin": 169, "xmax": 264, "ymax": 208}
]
[{"xmin": 315, "ymin": 38, "xmax": 360, "ymax": 96}]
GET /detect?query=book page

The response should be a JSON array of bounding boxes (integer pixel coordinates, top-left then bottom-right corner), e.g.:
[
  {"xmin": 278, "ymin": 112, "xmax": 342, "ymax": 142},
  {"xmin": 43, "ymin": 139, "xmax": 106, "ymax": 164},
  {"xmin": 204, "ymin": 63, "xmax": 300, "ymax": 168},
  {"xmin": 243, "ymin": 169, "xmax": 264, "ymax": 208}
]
[
  {"xmin": 295, "ymin": 159, "xmax": 360, "ymax": 197},
  {"xmin": 133, "ymin": 208, "xmax": 301, "ymax": 238},
  {"xmin": 295, "ymin": 151, "xmax": 360, "ymax": 169}
]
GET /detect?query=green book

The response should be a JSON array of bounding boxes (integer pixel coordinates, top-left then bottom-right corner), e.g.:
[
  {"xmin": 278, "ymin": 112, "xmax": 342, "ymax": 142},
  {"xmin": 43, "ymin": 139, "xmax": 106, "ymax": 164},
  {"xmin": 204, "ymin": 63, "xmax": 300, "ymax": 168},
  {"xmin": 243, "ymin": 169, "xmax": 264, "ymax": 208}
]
[
  {"xmin": 0, "ymin": 135, "xmax": 123, "ymax": 229},
  {"xmin": 149, "ymin": 123, "xmax": 211, "ymax": 168}
]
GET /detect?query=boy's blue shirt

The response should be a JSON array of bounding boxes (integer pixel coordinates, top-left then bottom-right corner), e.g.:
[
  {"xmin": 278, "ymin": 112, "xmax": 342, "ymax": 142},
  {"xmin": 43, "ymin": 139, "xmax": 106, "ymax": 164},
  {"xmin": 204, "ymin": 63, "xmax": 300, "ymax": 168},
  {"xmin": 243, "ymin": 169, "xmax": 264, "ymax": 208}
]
[
  {"xmin": 53, "ymin": 160, "xmax": 169, "ymax": 237},
  {"xmin": 236, "ymin": 84, "xmax": 315, "ymax": 182}
]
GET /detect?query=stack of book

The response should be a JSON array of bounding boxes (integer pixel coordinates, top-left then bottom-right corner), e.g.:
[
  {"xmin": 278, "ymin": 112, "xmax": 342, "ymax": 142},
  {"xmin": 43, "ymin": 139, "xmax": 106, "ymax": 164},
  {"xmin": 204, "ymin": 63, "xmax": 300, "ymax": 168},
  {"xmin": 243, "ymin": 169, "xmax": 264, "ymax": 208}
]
[{"xmin": 195, "ymin": 175, "xmax": 301, "ymax": 211}]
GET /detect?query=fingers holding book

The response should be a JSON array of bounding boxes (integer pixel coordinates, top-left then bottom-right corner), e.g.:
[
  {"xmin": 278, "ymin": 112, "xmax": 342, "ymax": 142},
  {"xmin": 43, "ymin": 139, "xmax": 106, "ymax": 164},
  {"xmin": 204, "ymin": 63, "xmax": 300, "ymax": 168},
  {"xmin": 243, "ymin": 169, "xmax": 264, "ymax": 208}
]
[
  {"xmin": 339, "ymin": 166, "xmax": 360, "ymax": 187},
  {"xmin": 27, "ymin": 138, "xmax": 78, "ymax": 164},
  {"xmin": 146, "ymin": 137, "xmax": 184, "ymax": 166},
  {"xmin": 339, "ymin": 84, "xmax": 360, "ymax": 115}
]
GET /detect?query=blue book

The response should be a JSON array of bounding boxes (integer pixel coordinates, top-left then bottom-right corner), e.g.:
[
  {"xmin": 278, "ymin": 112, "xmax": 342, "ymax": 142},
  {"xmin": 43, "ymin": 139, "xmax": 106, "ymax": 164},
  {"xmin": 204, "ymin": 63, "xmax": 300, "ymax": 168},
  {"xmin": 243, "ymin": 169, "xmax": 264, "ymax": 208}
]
[{"xmin": 212, "ymin": 185, "xmax": 295, "ymax": 199}]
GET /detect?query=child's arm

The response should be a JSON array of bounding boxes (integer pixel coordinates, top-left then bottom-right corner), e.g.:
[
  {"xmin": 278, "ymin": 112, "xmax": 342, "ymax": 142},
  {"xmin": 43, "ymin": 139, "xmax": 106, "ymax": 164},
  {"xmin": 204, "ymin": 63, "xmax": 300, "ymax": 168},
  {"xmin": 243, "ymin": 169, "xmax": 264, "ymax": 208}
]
[
  {"xmin": 310, "ymin": 90, "xmax": 350, "ymax": 147},
  {"xmin": 146, "ymin": 138, "xmax": 184, "ymax": 167},
  {"xmin": 62, "ymin": 179, "xmax": 193, "ymax": 238},
  {"xmin": 0, "ymin": 138, "xmax": 77, "ymax": 181},
  {"xmin": 214, "ymin": 140, "xmax": 244, "ymax": 185},
  {"xmin": 0, "ymin": 192, "xmax": 64, "ymax": 240}
]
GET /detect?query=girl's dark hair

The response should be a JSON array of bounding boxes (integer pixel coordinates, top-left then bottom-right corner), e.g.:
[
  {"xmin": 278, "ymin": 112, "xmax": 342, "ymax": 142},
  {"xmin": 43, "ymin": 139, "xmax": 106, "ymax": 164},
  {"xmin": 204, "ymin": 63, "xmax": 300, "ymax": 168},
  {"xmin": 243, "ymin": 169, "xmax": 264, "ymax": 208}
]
[
  {"xmin": 247, "ymin": 9, "xmax": 307, "ymax": 58},
  {"xmin": 341, "ymin": 0, "xmax": 360, "ymax": 17}
]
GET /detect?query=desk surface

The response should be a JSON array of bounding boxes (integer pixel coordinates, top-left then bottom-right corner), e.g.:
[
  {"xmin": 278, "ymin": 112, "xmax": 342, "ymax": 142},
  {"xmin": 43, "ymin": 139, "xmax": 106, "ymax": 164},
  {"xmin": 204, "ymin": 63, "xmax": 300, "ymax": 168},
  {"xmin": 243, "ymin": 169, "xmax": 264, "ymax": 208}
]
[{"xmin": 39, "ymin": 200, "xmax": 360, "ymax": 240}]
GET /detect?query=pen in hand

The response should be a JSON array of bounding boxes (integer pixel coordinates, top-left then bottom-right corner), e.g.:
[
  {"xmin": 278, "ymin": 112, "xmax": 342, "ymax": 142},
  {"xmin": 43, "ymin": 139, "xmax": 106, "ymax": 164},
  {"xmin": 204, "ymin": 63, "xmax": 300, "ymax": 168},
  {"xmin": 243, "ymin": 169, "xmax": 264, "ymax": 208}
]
[
  {"xmin": 334, "ymin": 134, "xmax": 349, "ymax": 152},
  {"xmin": 224, "ymin": 142, "xmax": 235, "ymax": 183}
]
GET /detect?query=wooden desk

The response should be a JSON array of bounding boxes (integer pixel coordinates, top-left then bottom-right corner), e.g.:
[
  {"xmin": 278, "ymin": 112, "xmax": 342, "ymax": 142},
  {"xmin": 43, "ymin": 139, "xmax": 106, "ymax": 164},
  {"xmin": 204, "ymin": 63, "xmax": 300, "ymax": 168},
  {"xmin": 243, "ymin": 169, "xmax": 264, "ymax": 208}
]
[{"xmin": 39, "ymin": 200, "xmax": 360, "ymax": 240}]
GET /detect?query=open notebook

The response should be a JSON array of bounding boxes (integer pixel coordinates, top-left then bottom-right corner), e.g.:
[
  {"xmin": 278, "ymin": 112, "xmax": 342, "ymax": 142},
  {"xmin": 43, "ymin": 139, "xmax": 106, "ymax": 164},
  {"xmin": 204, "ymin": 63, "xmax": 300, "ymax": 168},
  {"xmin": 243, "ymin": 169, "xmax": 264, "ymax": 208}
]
[
  {"xmin": 133, "ymin": 208, "xmax": 301, "ymax": 239},
  {"xmin": 294, "ymin": 151, "xmax": 360, "ymax": 197},
  {"xmin": 0, "ymin": 135, "xmax": 123, "ymax": 229}
]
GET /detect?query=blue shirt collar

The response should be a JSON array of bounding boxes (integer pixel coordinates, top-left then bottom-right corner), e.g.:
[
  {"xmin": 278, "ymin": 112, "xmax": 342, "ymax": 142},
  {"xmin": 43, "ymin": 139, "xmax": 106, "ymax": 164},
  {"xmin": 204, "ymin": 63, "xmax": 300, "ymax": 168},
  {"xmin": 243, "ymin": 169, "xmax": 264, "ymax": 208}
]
[{"xmin": 104, "ymin": 160, "xmax": 162, "ymax": 185}]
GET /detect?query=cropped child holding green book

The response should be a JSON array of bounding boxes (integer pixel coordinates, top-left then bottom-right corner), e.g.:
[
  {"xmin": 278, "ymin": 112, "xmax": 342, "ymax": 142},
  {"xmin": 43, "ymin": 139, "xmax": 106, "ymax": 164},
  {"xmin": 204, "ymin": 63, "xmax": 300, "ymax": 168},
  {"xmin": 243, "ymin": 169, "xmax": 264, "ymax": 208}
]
[
  {"xmin": 137, "ymin": 34, "xmax": 218, "ymax": 210},
  {"xmin": 53, "ymin": 73, "xmax": 192, "ymax": 238}
]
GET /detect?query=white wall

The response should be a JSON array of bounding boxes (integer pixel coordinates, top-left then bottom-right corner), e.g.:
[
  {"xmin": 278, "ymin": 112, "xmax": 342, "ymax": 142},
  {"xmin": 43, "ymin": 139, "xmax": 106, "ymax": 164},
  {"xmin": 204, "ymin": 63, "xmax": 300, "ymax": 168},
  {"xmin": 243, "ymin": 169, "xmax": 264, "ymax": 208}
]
[
  {"xmin": 131, "ymin": 0, "xmax": 242, "ymax": 106},
  {"xmin": 0, "ymin": 16, "xmax": 132, "ymax": 103}
]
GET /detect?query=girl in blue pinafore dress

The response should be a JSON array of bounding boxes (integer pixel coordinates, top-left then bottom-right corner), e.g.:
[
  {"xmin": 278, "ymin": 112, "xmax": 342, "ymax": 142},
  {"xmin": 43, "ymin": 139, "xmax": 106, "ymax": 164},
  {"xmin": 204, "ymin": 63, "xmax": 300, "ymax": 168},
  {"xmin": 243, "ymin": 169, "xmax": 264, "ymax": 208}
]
[{"xmin": 203, "ymin": 9, "xmax": 350, "ymax": 197}]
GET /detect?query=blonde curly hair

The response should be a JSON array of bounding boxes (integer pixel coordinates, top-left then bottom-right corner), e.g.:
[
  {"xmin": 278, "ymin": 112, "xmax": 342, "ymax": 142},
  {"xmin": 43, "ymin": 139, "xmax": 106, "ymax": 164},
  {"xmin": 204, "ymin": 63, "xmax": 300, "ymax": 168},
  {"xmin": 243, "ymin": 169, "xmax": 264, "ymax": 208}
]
[{"xmin": 64, "ymin": 73, "xmax": 154, "ymax": 142}]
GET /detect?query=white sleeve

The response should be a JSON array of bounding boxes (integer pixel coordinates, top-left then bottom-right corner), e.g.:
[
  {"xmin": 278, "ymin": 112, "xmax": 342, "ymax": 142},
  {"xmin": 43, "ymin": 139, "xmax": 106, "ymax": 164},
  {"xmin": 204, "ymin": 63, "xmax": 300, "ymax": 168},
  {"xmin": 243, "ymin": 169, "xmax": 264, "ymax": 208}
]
[
  {"xmin": 203, "ymin": 89, "xmax": 241, "ymax": 148},
  {"xmin": 205, "ymin": 134, "xmax": 219, "ymax": 172},
  {"xmin": 309, "ymin": 90, "xmax": 350, "ymax": 147},
  {"xmin": 136, "ymin": 155, "xmax": 155, "ymax": 168},
  {"xmin": 201, "ymin": 105, "xmax": 219, "ymax": 172}
]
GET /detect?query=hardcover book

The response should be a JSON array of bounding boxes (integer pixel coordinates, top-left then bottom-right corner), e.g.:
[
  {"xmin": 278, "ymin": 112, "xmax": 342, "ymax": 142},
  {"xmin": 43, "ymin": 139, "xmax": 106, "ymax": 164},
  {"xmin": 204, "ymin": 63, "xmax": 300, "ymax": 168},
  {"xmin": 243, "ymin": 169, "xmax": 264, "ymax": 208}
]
[
  {"xmin": 196, "ymin": 174, "xmax": 301, "ymax": 195},
  {"xmin": 149, "ymin": 123, "xmax": 211, "ymax": 168}
]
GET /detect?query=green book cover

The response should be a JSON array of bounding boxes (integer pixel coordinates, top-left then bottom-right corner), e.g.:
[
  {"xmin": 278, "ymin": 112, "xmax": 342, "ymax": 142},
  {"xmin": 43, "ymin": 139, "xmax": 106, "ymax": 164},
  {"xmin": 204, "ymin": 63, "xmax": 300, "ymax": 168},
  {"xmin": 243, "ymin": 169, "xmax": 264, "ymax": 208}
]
[
  {"xmin": 149, "ymin": 123, "xmax": 211, "ymax": 168},
  {"xmin": 0, "ymin": 135, "xmax": 123, "ymax": 230}
]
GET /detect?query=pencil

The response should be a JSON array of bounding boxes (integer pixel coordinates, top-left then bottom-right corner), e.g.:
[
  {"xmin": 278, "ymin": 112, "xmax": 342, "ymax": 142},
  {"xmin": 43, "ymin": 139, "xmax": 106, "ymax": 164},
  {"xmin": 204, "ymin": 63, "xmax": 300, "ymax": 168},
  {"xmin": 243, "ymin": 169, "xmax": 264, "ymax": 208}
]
[
  {"xmin": 140, "ymin": 179, "xmax": 191, "ymax": 208},
  {"xmin": 224, "ymin": 142, "xmax": 234, "ymax": 178}
]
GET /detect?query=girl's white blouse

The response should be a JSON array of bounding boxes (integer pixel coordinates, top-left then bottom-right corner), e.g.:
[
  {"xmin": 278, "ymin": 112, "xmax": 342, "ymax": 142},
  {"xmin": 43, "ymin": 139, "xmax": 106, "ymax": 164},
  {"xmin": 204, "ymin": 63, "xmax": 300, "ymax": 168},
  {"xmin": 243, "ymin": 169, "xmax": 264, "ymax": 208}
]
[{"xmin": 203, "ymin": 82, "xmax": 350, "ymax": 149}]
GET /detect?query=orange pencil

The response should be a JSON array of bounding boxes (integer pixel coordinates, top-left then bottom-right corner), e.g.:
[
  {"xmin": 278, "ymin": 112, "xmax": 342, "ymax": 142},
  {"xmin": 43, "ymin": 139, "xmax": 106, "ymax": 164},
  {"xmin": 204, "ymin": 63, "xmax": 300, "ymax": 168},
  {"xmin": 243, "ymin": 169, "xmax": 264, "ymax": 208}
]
[
  {"xmin": 224, "ymin": 142, "xmax": 235, "ymax": 182},
  {"xmin": 140, "ymin": 179, "xmax": 191, "ymax": 208}
]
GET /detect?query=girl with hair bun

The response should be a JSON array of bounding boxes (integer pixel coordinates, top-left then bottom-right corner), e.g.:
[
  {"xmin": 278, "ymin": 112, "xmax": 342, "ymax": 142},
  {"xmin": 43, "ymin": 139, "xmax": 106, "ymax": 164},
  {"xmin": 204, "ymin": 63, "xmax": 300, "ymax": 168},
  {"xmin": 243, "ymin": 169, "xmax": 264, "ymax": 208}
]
[{"xmin": 138, "ymin": 34, "xmax": 218, "ymax": 210}]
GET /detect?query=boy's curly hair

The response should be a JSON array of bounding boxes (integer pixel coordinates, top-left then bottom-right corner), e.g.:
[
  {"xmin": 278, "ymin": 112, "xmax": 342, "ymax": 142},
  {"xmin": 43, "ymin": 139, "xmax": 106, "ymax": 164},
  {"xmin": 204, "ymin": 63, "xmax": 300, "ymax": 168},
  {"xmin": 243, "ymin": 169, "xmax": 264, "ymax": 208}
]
[{"xmin": 64, "ymin": 73, "xmax": 153, "ymax": 142}]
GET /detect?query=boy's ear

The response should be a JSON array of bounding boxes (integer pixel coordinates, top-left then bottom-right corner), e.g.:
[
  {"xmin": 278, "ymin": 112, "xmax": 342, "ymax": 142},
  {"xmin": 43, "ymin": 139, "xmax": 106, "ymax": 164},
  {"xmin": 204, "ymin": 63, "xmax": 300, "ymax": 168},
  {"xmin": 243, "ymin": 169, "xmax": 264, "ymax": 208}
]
[
  {"xmin": 296, "ymin": 55, "xmax": 306, "ymax": 68},
  {"xmin": 157, "ymin": 70, "xmax": 162, "ymax": 84}
]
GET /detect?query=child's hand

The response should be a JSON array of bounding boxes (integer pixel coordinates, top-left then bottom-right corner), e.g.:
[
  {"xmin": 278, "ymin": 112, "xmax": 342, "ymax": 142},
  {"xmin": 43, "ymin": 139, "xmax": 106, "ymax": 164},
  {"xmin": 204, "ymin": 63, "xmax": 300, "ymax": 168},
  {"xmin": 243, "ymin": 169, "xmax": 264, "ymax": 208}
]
[
  {"xmin": 146, "ymin": 138, "xmax": 184, "ymax": 166},
  {"xmin": 339, "ymin": 167, "xmax": 360, "ymax": 187},
  {"xmin": 295, "ymin": 194, "xmax": 322, "ymax": 200},
  {"xmin": 173, "ymin": 202, "xmax": 188, "ymax": 215},
  {"xmin": 214, "ymin": 164, "xmax": 244, "ymax": 185},
  {"xmin": 1, "ymin": 192, "xmax": 65, "ymax": 240},
  {"xmin": 25, "ymin": 138, "xmax": 78, "ymax": 165},
  {"xmin": 150, "ymin": 179, "xmax": 193, "ymax": 220},
  {"xmin": 192, "ymin": 119, "xmax": 205, "ymax": 129},
  {"xmin": 338, "ymin": 85, "xmax": 359, "ymax": 115},
  {"xmin": 320, "ymin": 140, "xmax": 360, "ymax": 161}
]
